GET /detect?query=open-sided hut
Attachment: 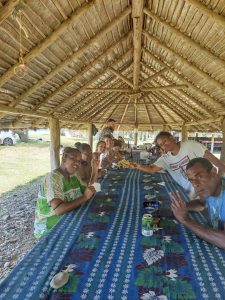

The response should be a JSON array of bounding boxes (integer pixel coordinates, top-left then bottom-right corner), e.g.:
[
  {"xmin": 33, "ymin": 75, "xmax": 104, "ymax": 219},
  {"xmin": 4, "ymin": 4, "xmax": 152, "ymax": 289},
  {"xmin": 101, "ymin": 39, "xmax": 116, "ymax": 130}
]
[{"xmin": 0, "ymin": 0, "xmax": 224, "ymax": 167}]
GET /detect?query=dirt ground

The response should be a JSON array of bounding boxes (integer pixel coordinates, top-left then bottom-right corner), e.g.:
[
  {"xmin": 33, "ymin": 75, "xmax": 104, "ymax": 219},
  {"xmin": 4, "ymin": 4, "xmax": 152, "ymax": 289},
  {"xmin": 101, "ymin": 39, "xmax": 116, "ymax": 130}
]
[{"xmin": 0, "ymin": 179, "xmax": 41, "ymax": 282}]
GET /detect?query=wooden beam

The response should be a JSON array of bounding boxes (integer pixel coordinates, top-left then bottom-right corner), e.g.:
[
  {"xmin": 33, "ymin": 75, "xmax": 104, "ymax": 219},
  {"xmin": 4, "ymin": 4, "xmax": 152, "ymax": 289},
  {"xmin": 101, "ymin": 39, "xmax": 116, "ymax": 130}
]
[
  {"xmin": 143, "ymin": 31, "xmax": 225, "ymax": 93},
  {"xmin": 83, "ymin": 85, "xmax": 187, "ymax": 92},
  {"xmin": 140, "ymin": 68, "xmax": 167, "ymax": 87},
  {"xmin": 0, "ymin": 0, "xmax": 96, "ymax": 87},
  {"xmin": 11, "ymin": 33, "xmax": 132, "ymax": 126},
  {"xmin": 84, "ymin": 88, "xmax": 132, "ymax": 92},
  {"xmin": 181, "ymin": 124, "xmax": 188, "ymax": 141},
  {"xmin": 87, "ymin": 123, "xmax": 93, "ymax": 149},
  {"xmin": 143, "ymin": 50, "xmax": 224, "ymax": 112},
  {"xmin": 187, "ymin": 117, "xmax": 223, "ymax": 126},
  {"xmin": 4, "ymin": 7, "xmax": 131, "ymax": 109},
  {"xmin": 49, "ymin": 117, "xmax": 60, "ymax": 170},
  {"xmin": 108, "ymin": 67, "xmax": 133, "ymax": 88},
  {"xmin": 132, "ymin": 0, "xmax": 144, "ymax": 90},
  {"xmin": 142, "ymin": 84, "xmax": 188, "ymax": 91},
  {"xmin": 221, "ymin": 118, "xmax": 225, "ymax": 163},
  {"xmin": 117, "ymin": 98, "xmax": 131, "ymax": 130},
  {"xmin": 144, "ymin": 9, "xmax": 225, "ymax": 69},
  {"xmin": 185, "ymin": 0, "xmax": 225, "ymax": 28},
  {"xmin": 52, "ymin": 50, "xmax": 132, "ymax": 114},
  {"xmin": 0, "ymin": 103, "xmax": 87, "ymax": 125},
  {"xmin": 0, "ymin": 0, "xmax": 20, "ymax": 25}
]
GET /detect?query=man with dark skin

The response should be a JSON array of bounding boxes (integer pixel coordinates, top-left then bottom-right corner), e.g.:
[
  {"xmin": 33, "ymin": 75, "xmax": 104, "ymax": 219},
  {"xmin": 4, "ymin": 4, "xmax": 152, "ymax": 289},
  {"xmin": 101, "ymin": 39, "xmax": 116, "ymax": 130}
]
[
  {"xmin": 170, "ymin": 157, "xmax": 225, "ymax": 250},
  {"xmin": 136, "ymin": 132, "xmax": 225, "ymax": 197},
  {"xmin": 98, "ymin": 118, "xmax": 116, "ymax": 141}
]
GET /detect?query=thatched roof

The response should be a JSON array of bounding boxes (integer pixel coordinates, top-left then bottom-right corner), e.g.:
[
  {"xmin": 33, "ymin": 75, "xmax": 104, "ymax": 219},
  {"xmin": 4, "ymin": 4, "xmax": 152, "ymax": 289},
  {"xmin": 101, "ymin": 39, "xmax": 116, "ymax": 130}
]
[{"xmin": 0, "ymin": 0, "xmax": 224, "ymax": 132}]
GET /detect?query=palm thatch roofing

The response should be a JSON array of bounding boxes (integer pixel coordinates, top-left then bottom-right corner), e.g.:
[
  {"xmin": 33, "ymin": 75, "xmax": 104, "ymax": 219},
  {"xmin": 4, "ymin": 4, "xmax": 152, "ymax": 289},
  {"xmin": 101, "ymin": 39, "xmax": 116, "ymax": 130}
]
[{"xmin": 0, "ymin": 0, "xmax": 224, "ymax": 132}]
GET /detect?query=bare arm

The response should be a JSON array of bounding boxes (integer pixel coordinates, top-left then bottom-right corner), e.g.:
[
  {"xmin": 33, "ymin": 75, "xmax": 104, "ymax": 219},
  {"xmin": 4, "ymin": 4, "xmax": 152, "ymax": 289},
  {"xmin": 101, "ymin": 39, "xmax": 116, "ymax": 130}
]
[
  {"xmin": 50, "ymin": 186, "xmax": 95, "ymax": 215},
  {"xmin": 204, "ymin": 149, "xmax": 225, "ymax": 175},
  {"xmin": 136, "ymin": 163, "xmax": 162, "ymax": 173},
  {"xmin": 186, "ymin": 199, "xmax": 206, "ymax": 212},
  {"xmin": 170, "ymin": 191, "xmax": 225, "ymax": 250}
]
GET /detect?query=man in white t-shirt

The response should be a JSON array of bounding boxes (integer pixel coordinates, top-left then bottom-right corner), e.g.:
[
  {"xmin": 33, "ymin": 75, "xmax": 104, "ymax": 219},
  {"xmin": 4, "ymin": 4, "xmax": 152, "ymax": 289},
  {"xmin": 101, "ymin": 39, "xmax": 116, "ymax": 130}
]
[{"xmin": 136, "ymin": 132, "xmax": 225, "ymax": 197}]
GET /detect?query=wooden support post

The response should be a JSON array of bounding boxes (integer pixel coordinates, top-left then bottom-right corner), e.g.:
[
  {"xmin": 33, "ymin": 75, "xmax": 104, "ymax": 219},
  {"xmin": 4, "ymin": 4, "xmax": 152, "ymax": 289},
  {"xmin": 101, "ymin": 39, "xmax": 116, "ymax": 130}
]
[
  {"xmin": 181, "ymin": 125, "xmax": 188, "ymax": 141},
  {"xmin": 134, "ymin": 126, "xmax": 138, "ymax": 146},
  {"xmin": 210, "ymin": 134, "xmax": 215, "ymax": 153},
  {"xmin": 221, "ymin": 118, "xmax": 225, "ymax": 164},
  {"xmin": 49, "ymin": 117, "xmax": 60, "ymax": 170},
  {"xmin": 88, "ymin": 123, "xmax": 93, "ymax": 150}
]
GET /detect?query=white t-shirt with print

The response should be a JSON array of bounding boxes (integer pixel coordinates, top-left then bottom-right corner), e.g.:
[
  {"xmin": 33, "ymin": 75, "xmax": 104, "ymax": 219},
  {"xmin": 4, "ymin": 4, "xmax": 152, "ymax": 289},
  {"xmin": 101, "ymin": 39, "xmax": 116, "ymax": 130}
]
[{"xmin": 154, "ymin": 141, "xmax": 207, "ymax": 192}]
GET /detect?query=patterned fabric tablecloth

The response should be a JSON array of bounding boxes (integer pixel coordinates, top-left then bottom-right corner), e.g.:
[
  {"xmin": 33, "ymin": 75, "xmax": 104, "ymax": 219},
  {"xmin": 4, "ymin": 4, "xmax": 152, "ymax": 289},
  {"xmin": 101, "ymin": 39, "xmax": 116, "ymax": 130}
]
[{"xmin": 0, "ymin": 168, "xmax": 225, "ymax": 300}]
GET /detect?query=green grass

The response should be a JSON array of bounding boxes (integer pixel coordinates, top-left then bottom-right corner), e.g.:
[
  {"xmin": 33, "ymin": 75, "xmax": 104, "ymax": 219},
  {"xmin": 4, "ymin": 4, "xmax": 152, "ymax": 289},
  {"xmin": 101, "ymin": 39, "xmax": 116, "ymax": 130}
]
[{"xmin": 0, "ymin": 135, "xmax": 97, "ymax": 196}]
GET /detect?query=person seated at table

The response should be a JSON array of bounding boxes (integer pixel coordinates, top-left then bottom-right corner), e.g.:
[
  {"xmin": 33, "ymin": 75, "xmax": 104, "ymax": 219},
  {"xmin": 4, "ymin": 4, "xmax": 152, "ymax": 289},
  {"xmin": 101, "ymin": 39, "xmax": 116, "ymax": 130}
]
[
  {"xmin": 94, "ymin": 140, "xmax": 109, "ymax": 175},
  {"xmin": 76, "ymin": 143, "xmax": 99, "ymax": 186},
  {"xmin": 170, "ymin": 157, "xmax": 225, "ymax": 249},
  {"xmin": 118, "ymin": 136, "xmax": 126, "ymax": 149},
  {"xmin": 112, "ymin": 139, "xmax": 123, "ymax": 162},
  {"xmin": 135, "ymin": 131, "xmax": 225, "ymax": 198},
  {"xmin": 34, "ymin": 147, "xmax": 95, "ymax": 238},
  {"xmin": 98, "ymin": 135, "xmax": 114, "ymax": 170}
]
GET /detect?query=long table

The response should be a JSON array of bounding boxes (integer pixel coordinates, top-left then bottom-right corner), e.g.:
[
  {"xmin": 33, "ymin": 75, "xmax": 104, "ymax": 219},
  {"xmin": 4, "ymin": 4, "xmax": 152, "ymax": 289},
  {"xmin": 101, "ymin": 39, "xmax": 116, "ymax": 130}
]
[{"xmin": 0, "ymin": 167, "xmax": 225, "ymax": 300}]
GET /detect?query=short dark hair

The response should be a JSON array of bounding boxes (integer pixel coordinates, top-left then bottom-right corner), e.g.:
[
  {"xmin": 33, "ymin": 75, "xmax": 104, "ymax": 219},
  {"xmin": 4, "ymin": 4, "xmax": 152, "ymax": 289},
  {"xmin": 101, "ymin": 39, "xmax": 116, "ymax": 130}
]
[
  {"xmin": 62, "ymin": 147, "xmax": 80, "ymax": 158},
  {"xmin": 107, "ymin": 118, "xmax": 116, "ymax": 123},
  {"xmin": 103, "ymin": 134, "xmax": 113, "ymax": 140},
  {"xmin": 96, "ymin": 140, "xmax": 106, "ymax": 148},
  {"xmin": 186, "ymin": 157, "xmax": 213, "ymax": 172},
  {"xmin": 79, "ymin": 143, "xmax": 91, "ymax": 152},
  {"xmin": 113, "ymin": 139, "xmax": 122, "ymax": 148},
  {"xmin": 155, "ymin": 131, "xmax": 172, "ymax": 144}
]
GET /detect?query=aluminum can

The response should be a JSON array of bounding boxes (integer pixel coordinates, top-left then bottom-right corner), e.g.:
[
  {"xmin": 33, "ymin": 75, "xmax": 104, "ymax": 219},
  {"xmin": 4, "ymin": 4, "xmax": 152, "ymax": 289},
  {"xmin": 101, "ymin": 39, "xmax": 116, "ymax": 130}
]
[{"xmin": 142, "ymin": 214, "xmax": 153, "ymax": 236}]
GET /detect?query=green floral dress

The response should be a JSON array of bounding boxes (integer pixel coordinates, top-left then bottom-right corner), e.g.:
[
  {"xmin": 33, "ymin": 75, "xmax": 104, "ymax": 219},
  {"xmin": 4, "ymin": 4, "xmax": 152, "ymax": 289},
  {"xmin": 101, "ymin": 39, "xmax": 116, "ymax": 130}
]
[{"xmin": 34, "ymin": 170, "xmax": 85, "ymax": 238}]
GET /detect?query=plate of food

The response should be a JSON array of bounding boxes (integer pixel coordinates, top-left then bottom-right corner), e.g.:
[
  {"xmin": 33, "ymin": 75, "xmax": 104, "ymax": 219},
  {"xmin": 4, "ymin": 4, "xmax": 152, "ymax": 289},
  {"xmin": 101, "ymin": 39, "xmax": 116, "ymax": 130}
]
[{"xmin": 116, "ymin": 159, "xmax": 137, "ymax": 169}]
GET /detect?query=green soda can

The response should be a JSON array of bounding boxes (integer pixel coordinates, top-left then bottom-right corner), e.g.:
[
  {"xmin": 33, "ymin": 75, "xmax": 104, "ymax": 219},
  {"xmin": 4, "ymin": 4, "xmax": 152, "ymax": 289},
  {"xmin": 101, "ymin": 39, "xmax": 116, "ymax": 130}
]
[{"xmin": 142, "ymin": 214, "xmax": 153, "ymax": 236}]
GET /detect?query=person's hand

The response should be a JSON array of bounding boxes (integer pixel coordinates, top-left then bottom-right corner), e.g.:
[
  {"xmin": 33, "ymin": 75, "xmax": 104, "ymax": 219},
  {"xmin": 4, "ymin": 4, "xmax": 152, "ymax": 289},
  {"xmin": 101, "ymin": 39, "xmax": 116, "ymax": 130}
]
[
  {"xmin": 84, "ymin": 186, "xmax": 96, "ymax": 200},
  {"xmin": 170, "ymin": 191, "xmax": 188, "ymax": 223},
  {"xmin": 92, "ymin": 157, "xmax": 100, "ymax": 170}
]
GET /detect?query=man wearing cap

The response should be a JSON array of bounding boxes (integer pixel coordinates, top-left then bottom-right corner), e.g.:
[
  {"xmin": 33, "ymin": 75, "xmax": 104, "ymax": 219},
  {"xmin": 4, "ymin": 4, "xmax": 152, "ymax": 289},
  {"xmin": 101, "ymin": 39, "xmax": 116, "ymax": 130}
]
[{"xmin": 99, "ymin": 118, "xmax": 116, "ymax": 141}]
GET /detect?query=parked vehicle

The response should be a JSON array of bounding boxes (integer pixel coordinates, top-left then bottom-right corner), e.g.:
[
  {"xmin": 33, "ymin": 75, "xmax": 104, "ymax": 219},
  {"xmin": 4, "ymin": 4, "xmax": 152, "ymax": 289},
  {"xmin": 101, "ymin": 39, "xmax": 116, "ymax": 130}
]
[{"xmin": 0, "ymin": 130, "xmax": 17, "ymax": 146}]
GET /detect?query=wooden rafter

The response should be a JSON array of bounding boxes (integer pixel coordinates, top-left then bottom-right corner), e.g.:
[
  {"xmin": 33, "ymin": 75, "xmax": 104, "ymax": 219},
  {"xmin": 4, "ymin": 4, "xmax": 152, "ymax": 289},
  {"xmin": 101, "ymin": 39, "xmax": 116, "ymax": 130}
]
[
  {"xmin": 144, "ymin": 9, "xmax": 225, "ymax": 69},
  {"xmin": 185, "ymin": 0, "xmax": 225, "ymax": 28},
  {"xmin": 11, "ymin": 33, "xmax": 132, "ymax": 126},
  {"xmin": 0, "ymin": 103, "xmax": 86, "ymax": 124},
  {"xmin": 84, "ymin": 85, "xmax": 187, "ymax": 92},
  {"xmin": 108, "ymin": 67, "xmax": 133, "ymax": 88},
  {"xmin": 140, "ymin": 68, "xmax": 167, "ymax": 87},
  {"xmin": 2, "ymin": 7, "xmax": 131, "ymax": 113},
  {"xmin": 0, "ymin": 0, "xmax": 96, "ymax": 87},
  {"xmin": 143, "ymin": 31, "xmax": 225, "ymax": 93},
  {"xmin": 51, "ymin": 50, "xmax": 132, "ymax": 115},
  {"xmin": 0, "ymin": 0, "xmax": 20, "ymax": 25},
  {"xmin": 143, "ymin": 50, "xmax": 224, "ymax": 113},
  {"xmin": 132, "ymin": 0, "xmax": 144, "ymax": 90}
]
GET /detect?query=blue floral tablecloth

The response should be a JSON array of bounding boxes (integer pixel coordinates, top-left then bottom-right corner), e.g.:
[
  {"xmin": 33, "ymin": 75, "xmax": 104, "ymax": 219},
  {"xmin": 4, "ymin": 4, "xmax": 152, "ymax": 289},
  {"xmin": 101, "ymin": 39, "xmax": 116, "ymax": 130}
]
[{"xmin": 0, "ymin": 168, "xmax": 225, "ymax": 300}]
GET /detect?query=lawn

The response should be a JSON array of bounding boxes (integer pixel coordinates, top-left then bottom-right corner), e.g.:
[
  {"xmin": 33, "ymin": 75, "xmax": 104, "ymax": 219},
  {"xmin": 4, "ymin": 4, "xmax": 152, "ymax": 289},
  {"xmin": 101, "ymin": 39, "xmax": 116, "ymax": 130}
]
[{"xmin": 0, "ymin": 134, "xmax": 97, "ymax": 196}]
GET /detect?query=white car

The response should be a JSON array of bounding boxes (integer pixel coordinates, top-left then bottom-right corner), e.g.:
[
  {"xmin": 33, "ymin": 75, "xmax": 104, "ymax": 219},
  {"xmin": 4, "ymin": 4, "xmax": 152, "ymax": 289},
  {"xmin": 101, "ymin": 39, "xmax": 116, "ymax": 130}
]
[{"xmin": 0, "ymin": 130, "xmax": 17, "ymax": 146}]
